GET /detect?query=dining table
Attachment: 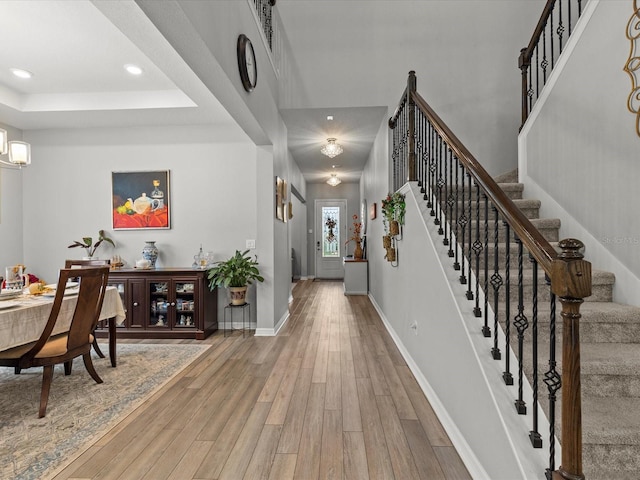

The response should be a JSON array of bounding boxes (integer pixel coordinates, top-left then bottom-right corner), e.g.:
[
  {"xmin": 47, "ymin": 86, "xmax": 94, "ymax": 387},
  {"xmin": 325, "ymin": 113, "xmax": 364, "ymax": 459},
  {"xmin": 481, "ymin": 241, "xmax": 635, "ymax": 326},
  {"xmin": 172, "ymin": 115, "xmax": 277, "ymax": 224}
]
[{"xmin": 0, "ymin": 286, "xmax": 125, "ymax": 367}]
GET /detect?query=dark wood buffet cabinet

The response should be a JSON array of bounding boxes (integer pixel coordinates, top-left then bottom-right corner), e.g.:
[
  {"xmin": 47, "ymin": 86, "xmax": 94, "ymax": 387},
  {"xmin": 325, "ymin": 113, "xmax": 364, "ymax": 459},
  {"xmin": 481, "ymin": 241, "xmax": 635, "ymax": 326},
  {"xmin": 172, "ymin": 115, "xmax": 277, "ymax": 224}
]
[{"xmin": 95, "ymin": 268, "xmax": 218, "ymax": 340}]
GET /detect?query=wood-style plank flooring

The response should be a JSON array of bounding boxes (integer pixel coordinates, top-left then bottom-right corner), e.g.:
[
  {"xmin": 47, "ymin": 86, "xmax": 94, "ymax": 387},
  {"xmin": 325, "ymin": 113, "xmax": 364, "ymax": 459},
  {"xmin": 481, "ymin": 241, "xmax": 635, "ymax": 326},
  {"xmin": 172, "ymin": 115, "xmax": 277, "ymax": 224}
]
[{"xmin": 53, "ymin": 280, "xmax": 471, "ymax": 480}]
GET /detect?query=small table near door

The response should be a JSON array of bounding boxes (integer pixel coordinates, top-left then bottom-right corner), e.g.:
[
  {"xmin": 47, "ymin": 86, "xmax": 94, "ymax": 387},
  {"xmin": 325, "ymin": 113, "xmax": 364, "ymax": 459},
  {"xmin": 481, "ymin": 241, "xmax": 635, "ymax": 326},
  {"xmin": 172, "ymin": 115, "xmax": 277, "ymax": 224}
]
[{"xmin": 343, "ymin": 258, "xmax": 368, "ymax": 295}]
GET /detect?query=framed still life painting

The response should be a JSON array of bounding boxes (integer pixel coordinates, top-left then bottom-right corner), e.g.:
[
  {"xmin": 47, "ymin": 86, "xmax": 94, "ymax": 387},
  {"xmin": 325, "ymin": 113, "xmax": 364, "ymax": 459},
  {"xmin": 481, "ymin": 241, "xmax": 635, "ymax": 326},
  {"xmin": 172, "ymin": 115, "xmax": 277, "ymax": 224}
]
[{"xmin": 112, "ymin": 170, "xmax": 171, "ymax": 230}]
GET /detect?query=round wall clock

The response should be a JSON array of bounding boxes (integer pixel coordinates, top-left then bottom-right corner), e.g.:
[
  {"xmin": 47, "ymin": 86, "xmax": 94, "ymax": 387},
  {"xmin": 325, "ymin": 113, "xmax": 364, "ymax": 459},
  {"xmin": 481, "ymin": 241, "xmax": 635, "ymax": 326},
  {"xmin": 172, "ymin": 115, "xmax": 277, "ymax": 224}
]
[{"xmin": 237, "ymin": 34, "xmax": 257, "ymax": 92}]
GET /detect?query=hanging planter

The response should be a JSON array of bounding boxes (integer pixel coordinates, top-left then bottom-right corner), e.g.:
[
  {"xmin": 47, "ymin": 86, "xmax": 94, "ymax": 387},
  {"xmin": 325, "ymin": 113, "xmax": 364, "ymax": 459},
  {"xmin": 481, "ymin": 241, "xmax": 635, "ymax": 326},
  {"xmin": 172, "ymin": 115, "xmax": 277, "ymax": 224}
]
[
  {"xmin": 389, "ymin": 220, "xmax": 400, "ymax": 237},
  {"xmin": 382, "ymin": 235, "xmax": 392, "ymax": 249},
  {"xmin": 385, "ymin": 247, "xmax": 396, "ymax": 262},
  {"xmin": 382, "ymin": 192, "xmax": 406, "ymax": 238}
]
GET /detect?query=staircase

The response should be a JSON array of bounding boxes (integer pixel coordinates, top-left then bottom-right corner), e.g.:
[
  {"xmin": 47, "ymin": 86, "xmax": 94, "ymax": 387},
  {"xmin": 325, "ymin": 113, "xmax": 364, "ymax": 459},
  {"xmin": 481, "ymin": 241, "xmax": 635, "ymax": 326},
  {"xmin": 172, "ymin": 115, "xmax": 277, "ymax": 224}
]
[{"xmin": 456, "ymin": 171, "xmax": 640, "ymax": 480}]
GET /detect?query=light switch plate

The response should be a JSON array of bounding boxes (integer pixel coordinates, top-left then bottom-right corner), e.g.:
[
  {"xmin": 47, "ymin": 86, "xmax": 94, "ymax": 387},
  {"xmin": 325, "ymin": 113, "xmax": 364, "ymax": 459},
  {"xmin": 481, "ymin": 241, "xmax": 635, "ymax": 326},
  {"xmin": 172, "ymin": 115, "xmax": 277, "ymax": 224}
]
[{"xmin": 246, "ymin": 239, "xmax": 256, "ymax": 249}]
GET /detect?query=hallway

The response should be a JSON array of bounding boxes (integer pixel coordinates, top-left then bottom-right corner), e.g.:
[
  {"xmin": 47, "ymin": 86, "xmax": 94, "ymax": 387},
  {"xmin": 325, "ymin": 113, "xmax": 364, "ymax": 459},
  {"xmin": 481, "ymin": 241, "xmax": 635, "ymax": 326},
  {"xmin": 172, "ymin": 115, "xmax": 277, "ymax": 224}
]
[{"xmin": 53, "ymin": 280, "xmax": 470, "ymax": 479}]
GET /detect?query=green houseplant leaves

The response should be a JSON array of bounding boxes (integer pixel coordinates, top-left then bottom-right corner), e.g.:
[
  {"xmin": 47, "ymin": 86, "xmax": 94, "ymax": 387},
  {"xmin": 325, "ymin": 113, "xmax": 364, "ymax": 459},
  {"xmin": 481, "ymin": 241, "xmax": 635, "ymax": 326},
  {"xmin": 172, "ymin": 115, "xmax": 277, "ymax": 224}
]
[{"xmin": 207, "ymin": 249, "xmax": 264, "ymax": 289}]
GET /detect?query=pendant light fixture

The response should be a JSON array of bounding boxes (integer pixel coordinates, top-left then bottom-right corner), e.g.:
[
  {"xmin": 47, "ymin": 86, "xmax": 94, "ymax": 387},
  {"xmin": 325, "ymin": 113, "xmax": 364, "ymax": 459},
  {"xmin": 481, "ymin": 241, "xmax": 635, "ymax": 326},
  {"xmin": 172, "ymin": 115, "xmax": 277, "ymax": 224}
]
[{"xmin": 321, "ymin": 138, "xmax": 343, "ymax": 158}]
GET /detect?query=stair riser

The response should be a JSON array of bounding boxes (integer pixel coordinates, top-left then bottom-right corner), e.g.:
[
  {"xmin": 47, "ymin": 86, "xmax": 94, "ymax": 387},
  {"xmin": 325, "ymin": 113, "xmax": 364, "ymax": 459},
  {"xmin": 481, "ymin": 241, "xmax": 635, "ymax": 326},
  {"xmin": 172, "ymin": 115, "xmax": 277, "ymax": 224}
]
[
  {"xmin": 583, "ymin": 444, "xmax": 640, "ymax": 477},
  {"xmin": 472, "ymin": 279, "xmax": 612, "ymax": 303},
  {"xmin": 467, "ymin": 221, "xmax": 559, "ymax": 243},
  {"xmin": 433, "ymin": 185, "xmax": 523, "ymax": 200},
  {"xmin": 582, "ymin": 375, "xmax": 640, "ymax": 398},
  {"xmin": 497, "ymin": 321, "xmax": 640, "ymax": 344},
  {"xmin": 427, "ymin": 200, "xmax": 540, "ymax": 220},
  {"xmin": 519, "ymin": 359, "xmax": 640, "ymax": 398}
]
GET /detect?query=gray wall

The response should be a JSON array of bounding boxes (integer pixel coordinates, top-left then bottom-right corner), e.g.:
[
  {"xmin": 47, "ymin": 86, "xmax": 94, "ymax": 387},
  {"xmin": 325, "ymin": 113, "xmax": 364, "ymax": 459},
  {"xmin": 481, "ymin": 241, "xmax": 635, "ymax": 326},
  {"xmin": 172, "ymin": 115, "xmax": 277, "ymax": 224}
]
[
  {"xmin": 521, "ymin": 0, "xmax": 640, "ymax": 305},
  {"xmin": 305, "ymin": 181, "xmax": 360, "ymax": 277},
  {"xmin": 0, "ymin": 124, "xmax": 25, "ymax": 270},
  {"xmin": 278, "ymin": 0, "xmax": 546, "ymax": 177}
]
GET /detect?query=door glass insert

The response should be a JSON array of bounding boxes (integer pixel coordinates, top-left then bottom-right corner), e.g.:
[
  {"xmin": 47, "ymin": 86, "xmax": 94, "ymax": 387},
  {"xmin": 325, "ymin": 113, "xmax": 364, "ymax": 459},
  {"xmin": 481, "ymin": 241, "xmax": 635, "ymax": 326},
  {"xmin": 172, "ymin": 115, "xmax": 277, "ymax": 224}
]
[{"xmin": 322, "ymin": 206, "xmax": 340, "ymax": 258}]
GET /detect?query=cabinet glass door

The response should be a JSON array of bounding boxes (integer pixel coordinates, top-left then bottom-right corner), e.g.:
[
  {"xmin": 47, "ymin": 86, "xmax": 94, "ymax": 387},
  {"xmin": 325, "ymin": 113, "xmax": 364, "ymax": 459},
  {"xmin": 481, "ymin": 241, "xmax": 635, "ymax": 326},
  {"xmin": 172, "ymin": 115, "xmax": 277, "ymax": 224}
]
[
  {"xmin": 174, "ymin": 281, "xmax": 195, "ymax": 328},
  {"xmin": 149, "ymin": 280, "xmax": 170, "ymax": 328}
]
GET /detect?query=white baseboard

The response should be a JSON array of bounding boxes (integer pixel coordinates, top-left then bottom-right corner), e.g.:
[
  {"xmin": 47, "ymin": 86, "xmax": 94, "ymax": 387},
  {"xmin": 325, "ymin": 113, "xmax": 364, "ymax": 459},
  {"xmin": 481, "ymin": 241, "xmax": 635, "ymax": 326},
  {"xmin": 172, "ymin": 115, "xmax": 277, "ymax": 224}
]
[{"xmin": 254, "ymin": 310, "xmax": 290, "ymax": 336}]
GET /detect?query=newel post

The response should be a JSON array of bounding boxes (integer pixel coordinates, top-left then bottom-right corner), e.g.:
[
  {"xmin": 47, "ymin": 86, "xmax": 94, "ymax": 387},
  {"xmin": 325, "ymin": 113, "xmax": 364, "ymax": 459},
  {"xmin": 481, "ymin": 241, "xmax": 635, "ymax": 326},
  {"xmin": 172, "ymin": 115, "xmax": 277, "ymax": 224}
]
[
  {"xmin": 407, "ymin": 71, "xmax": 417, "ymax": 182},
  {"xmin": 550, "ymin": 239, "xmax": 591, "ymax": 480}
]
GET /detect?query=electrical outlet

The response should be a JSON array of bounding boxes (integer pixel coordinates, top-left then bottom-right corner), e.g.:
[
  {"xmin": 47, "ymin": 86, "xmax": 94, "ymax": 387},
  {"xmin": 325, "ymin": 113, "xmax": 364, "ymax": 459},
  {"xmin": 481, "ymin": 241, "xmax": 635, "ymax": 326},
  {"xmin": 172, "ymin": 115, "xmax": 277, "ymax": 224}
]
[{"xmin": 246, "ymin": 239, "xmax": 256, "ymax": 249}]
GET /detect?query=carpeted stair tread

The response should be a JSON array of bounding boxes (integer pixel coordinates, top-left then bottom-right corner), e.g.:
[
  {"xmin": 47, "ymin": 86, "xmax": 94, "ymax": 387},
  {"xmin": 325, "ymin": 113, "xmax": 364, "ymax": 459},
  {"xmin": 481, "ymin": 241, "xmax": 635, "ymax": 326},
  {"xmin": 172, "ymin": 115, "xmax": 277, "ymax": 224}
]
[
  {"xmin": 582, "ymin": 396, "xmax": 640, "ymax": 445},
  {"xmin": 579, "ymin": 343, "xmax": 640, "ymax": 376}
]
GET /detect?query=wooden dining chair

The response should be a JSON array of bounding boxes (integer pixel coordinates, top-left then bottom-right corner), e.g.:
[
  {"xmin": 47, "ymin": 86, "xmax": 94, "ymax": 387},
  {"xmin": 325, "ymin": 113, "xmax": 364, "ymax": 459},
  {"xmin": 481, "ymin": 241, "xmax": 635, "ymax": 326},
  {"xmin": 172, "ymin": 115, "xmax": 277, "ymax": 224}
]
[
  {"xmin": 65, "ymin": 259, "xmax": 111, "ymax": 359},
  {"xmin": 0, "ymin": 266, "xmax": 110, "ymax": 417}
]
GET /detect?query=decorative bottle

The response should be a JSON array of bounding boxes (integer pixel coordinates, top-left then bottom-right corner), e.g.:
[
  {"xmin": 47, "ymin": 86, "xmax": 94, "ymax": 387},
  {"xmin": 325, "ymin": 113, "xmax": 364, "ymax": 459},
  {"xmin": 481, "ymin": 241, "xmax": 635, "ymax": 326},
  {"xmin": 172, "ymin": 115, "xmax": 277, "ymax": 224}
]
[{"xmin": 142, "ymin": 241, "xmax": 159, "ymax": 268}]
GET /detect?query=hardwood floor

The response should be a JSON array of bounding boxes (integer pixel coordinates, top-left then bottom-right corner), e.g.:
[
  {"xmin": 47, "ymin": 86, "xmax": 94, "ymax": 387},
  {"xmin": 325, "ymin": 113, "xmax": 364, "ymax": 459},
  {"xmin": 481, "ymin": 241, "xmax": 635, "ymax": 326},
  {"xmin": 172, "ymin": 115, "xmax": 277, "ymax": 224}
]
[{"xmin": 53, "ymin": 280, "xmax": 471, "ymax": 480}]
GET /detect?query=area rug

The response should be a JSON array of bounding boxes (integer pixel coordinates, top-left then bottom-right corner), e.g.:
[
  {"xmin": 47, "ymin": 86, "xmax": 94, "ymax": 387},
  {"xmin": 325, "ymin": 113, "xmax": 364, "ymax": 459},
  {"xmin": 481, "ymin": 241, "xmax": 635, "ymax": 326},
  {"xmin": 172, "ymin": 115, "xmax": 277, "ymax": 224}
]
[{"xmin": 0, "ymin": 342, "xmax": 210, "ymax": 480}]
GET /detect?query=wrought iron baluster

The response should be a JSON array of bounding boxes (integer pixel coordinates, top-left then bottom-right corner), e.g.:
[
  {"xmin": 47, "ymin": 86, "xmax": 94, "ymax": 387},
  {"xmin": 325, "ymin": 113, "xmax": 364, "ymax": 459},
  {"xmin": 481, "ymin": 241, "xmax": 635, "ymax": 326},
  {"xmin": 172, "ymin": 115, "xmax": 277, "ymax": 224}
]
[
  {"xmin": 428, "ymin": 123, "xmax": 436, "ymax": 208},
  {"xmin": 544, "ymin": 291, "xmax": 560, "ymax": 479},
  {"xmin": 418, "ymin": 113, "xmax": 424, "ymax": 191},
  {"xmin": 443, "ymin": 147, "xmax": 450, "ymax": 246},
  {"xmin": 514, "ymin": 237, "xmax": 529, "ymax": 415},
  {"xmin": 482, "ymin": 194, "xmax": 490, "ymax": 337},
  {"xmin": 503, "ymin": 222, "xmax": 513, "ymax": 385},
  {"xmin": 453, "ymin": 157, "xmax": 460, "ymax": 269},
  {"xmin": 491, "ymin": 205, "xmax": 502, "ymax": 357},
  {"xmin": 557, "ymin": 0, "xmax": 565, "ymax": 53},
  {"xmin": 550, "ymin": 10, "xmax": 555, "ymax": 70},
  {"xmin": 465, "ymin": 173, "xmax": 473, "ymax": 294},
  {"xmin": 542, "ymin": 25, "xmax": 548, "ymax": 84},
  {"xmin": 472, "ymin": 183, "xmax": 482, "ymax": 315},
  {"xmin": 435, "ymin": 139, "xmax": 444, "ymax": 234},
  {"xmin": 530, "ymin": 255, "xmax": 543, "ymax": 448}
]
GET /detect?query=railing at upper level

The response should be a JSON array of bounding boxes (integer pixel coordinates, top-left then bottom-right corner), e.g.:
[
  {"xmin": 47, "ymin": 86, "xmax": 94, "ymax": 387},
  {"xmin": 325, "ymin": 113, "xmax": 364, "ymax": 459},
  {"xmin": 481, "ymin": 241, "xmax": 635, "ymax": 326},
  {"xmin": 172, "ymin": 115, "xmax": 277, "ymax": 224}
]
[
  {"xmin": 251, "ymin": 0, "xmax": 277, "ymax": 52},
  {"xmin": 390, "ymin": 71, "xmax": 592, "ymax": 480},
  {"xmin": 519, "ymin": 0, "xmax": 586, "ymax": 128}
]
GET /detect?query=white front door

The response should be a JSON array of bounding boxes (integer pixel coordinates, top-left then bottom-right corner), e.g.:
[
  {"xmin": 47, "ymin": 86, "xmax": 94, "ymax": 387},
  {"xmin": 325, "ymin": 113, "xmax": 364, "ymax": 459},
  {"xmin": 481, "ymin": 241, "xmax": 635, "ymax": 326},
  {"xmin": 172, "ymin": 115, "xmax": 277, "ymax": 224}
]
[{"xmin": 315, "ymin": 199, "xmax": 346, "ymax": 279}]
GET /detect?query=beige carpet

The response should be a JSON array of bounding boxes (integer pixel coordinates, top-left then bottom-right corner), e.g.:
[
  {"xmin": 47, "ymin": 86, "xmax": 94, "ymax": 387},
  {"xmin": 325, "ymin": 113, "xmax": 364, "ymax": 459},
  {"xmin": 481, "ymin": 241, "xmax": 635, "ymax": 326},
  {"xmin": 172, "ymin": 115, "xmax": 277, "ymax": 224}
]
[{"xmin": 0, "ymin": 342, "xmax": 210, "ymax": 480}]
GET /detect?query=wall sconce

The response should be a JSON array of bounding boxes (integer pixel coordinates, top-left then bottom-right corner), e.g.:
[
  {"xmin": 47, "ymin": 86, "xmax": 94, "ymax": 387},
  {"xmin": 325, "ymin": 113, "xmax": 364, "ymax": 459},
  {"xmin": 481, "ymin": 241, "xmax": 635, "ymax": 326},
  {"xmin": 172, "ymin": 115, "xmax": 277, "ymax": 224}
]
[{"xmin": 0, "ymin": 128, "xmax": 31, "ymax": 168}]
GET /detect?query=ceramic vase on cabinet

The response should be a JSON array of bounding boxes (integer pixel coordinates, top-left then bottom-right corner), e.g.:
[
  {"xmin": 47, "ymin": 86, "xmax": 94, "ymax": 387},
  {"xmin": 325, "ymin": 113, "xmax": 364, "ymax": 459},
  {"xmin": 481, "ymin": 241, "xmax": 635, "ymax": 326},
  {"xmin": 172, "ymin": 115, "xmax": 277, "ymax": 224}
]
[{"xmin": 142, "ymin": 241, "xmax": 159, "ymax": 268}]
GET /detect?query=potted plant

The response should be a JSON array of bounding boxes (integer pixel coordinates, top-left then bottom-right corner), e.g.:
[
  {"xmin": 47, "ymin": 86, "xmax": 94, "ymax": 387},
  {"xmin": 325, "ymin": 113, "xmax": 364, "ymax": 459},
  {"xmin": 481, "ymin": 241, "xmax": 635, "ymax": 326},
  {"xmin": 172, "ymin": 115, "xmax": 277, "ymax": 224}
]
[
  {"xmin": 345, "ymin": 214, "xmax": 364, "ymax": 260},
  {"xmin": 381, "ymin": 192, "xmax": 405, "ymax": 237},
  {"xmin": 207, "ymin": 249, "xmax": 264, "ymax": 305},
  {"xmin": 68, "ymin": 230, "xmax": 114, "ymax": 259}
]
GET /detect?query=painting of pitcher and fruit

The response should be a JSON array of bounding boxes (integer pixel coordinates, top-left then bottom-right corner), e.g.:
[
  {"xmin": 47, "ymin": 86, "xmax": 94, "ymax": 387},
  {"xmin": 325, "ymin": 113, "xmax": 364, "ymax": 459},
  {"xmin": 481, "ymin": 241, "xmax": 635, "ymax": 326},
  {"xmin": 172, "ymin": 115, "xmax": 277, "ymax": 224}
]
[{"xmin": 112, "ymin": 170, "xmax": 170, "ymax": 230}]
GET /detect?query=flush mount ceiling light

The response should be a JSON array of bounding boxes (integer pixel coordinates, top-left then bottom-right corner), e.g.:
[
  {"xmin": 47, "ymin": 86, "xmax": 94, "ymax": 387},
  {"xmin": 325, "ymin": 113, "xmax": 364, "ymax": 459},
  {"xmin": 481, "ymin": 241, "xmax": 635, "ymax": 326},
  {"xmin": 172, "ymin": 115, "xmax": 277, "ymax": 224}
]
[
  {"xmin": 10, "ymin": 68, "xmax": 33, "ymax": 79},
  {"xmin": 0, "ymin": 129, "xmax": 31, "ymax": 168},
  {"xmin": 327, "ymin": 173, "xmax": 342, "ymax": 187},
  {"xmin": 124, "ymin": 64, "xmax": 143, "ymax": 75},
  {"xmin": 321, "ymin": 138, "xmax": 343, "ymax": 158}
]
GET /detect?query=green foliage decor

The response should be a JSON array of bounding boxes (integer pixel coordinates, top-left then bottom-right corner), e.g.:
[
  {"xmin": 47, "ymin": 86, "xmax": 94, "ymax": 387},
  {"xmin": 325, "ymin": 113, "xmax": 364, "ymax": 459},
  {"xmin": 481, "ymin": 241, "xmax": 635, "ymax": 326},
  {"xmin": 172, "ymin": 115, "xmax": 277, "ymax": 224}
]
[
  {"xmin": 68, "ymin": 230, "xmax": 115, "ymax": 257},
  {"xmin": 381, "ymin": 192, "xmax": 406, "ymax": 232},
  {"xmin": 207, "ymin": 249, "xmax": 264, "ymax": 289}
]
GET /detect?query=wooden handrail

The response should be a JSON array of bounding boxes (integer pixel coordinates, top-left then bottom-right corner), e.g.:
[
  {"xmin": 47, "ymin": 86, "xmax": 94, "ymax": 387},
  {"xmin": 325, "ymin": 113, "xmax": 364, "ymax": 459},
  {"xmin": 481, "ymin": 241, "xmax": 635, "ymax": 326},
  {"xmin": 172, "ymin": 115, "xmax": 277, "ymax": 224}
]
[{"xmin": 391, "ymin": 70, "xmax": 590, "ymax": 480}]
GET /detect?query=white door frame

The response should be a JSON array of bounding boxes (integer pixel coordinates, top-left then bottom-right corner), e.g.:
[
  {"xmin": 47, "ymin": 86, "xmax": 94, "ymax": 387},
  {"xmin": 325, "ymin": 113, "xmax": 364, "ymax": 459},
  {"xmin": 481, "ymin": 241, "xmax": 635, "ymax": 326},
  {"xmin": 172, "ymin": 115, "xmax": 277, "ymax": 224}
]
[{"xmin": 315, "ymin": 199, "xmax": 347, "ymax": 279}]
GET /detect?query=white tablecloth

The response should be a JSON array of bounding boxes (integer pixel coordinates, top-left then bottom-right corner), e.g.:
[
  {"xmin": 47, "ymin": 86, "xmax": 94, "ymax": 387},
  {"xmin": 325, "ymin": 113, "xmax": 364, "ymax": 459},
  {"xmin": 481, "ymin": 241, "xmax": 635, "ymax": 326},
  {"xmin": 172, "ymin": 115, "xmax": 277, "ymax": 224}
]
[{"xmin": 0, "ymin": 287, "xmax": 125, "ymax": 351}]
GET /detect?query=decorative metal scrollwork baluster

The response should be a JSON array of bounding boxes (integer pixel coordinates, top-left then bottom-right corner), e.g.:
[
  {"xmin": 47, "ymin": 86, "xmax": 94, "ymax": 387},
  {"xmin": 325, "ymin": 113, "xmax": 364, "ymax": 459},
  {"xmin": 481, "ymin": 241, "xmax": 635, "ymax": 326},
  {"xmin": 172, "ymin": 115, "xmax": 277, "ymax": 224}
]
[
  {"xmin": 443, "ymin": 147, "xmax": 450, "ymax": 246},
  {"xmin": 503, "ymin": 222, "xmax": 513, "ymax": 385},
  {"xmin": 446, "ymin": 150, "xmax": 455, "ymax": 257},
  {"xmin": 472, "ymin": 183, "xmax": 482, "ymax": 316},
  {"xmin": 466, "ymin": 172, "xmax": 473, "ymax": 299},
  {"xmin": 453, "ymin": 156, "xmax": 460, "ymax": 269},
  {"xmin": 544, "ymin": 291, "xmax": 560, "ymax": 479},
  {"xmin": 529, "ymin": 255, "xmax": 543, "ymax": 448},
  {"xmin": 490, "ymin": 205, "xmax": 503, "ymax": 359},
  {"xmin": 458, "ymin": 168, "xmax": 467, "ymax": 283},
  {"xmin": 482, "ymin": 194, "xmax": 490, "ymax": 337},
  {"xmin": 514, "ymin": 237, "xmax": 529, "ymax": 415}
]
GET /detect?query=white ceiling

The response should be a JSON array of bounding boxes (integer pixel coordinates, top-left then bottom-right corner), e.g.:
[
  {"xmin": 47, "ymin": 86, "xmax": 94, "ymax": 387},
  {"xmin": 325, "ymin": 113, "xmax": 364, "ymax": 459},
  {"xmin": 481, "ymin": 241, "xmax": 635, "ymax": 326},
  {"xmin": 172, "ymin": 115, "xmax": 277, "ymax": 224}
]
[
  {"xmin": 0, "ymin": 0, "xmax": 239, "ymax": 132},
  {"xmin": 0, "ymin": 0, "xmax": 387, "ymax": 184}
]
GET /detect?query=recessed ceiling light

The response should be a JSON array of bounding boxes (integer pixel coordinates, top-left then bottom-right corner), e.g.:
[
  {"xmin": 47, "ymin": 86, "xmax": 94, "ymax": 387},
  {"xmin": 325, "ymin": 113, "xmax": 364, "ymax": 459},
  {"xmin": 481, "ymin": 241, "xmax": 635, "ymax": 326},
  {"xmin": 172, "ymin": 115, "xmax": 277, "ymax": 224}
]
[
  {"xmin": 10, "ymin": 68, "xmax": 33, "ymax": 79},
  {"xmin": 124, "ymin": 64, "xmax": 143, "ymax": 75},
  {"xmin": 327, "ymin": 115, "xmax": 333, "ymax": 121}
]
